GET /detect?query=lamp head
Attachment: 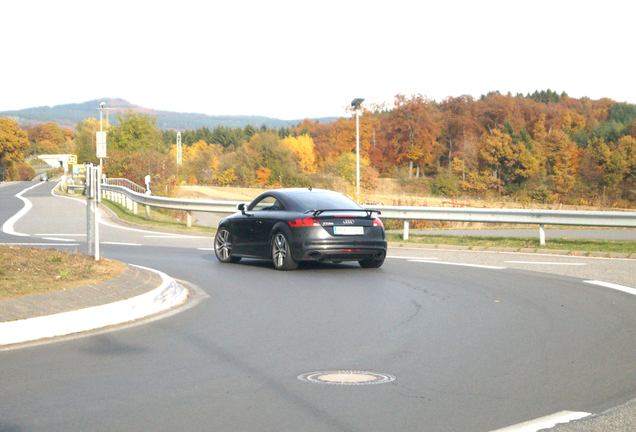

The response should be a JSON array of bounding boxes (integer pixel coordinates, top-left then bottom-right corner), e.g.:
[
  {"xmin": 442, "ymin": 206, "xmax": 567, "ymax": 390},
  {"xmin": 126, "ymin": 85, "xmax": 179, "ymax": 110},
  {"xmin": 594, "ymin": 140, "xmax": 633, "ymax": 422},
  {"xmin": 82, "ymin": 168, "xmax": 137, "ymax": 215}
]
[{"xmin": 351, "ymin": 98, "xmax": 364, "ymax": 109}]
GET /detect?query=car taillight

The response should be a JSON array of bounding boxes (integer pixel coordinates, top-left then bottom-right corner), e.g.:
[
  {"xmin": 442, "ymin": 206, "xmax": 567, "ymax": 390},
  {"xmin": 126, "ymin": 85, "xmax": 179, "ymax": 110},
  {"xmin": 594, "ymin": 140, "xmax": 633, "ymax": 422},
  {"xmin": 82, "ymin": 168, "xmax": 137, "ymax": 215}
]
[
  {"xmin": 288, "ymin": 217, "xmax": 321, "ymax": 228},
  {"xmin": 372, "ymin": 217, "xmax": 384, "ymax": 228}
]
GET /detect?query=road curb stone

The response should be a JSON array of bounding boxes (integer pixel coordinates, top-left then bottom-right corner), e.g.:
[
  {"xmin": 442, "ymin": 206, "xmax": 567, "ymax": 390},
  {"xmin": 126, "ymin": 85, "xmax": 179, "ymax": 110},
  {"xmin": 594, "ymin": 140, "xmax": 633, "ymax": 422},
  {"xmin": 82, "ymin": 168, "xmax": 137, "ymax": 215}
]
[{"xmin": 0, "ymin": 264, "xmax": 187, "ymax": 346}]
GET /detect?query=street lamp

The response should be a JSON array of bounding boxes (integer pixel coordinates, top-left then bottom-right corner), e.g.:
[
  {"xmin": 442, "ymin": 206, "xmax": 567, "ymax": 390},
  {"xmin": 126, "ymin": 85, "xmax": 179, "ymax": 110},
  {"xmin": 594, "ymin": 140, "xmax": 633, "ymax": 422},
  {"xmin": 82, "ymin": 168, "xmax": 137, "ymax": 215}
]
[{"xmin": 351, "ymin": 98, "xmax": 364, "ymax": 202}]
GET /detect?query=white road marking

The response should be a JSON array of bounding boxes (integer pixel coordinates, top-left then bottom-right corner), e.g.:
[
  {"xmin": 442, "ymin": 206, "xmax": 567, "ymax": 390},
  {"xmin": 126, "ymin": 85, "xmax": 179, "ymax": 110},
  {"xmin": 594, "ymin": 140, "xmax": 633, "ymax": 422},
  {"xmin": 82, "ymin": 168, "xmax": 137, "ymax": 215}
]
[
  {"xmin": 36, "ymin": 233, "xmax": 85, "ymax": 236},
  {"xmin": 584, "ymin": 280, "xmax": 636, "ymax": 296},
  {"xmin": 390, "ymin": 246, "xmax": 636, "ymax": 261},
  {"xmin": 0, "ymin": 242, "xmax": 79, "ymax": 246},
  {"xmin": 42, "ymin": 237, "xmax": 76, "ymax": 242},
  {"xmin": 102, "ymin": 241, "xmax": 141, "ymax": 246},
  {"xmin": 386, "ymin": 255, "xmax": 439, "ymax": 260},
  {"xmin": 505, "ymin": 261, "xmax": 586, "ymax": 266},
  {"xmin": 143, "ymin": 234, "xmax": 210, "ymax": 239},
  {"xmin": 408, "ymin": 259, "xmax": 506, "ymax": 270},
  {"xmin": 490, "ymin": 410, "xmax": 591, "ymax": 431},
  {"xmin": 197, "ymin": 247, "xmax": 214, "ymax": 251},
  {"xmin": 1, "ymin": 182, "xmax": 45, "ymax": 237}
]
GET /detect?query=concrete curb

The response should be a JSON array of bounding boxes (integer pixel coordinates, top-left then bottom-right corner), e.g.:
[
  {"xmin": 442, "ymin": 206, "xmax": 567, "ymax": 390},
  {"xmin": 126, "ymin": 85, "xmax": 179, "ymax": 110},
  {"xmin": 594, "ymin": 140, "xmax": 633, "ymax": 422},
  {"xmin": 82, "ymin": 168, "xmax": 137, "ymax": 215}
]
[{"xmin": 0, "ymin": 264, "xmax": 187, "ymax": 346}]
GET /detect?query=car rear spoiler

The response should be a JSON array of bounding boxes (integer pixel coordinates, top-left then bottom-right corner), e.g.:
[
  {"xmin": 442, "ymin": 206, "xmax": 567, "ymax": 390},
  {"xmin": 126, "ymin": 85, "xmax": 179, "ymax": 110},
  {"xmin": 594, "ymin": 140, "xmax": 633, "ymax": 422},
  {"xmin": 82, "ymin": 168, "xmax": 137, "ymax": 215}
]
[{"xmin": 304, "ymin": 209, "xmax": 381, "ymax": 217}]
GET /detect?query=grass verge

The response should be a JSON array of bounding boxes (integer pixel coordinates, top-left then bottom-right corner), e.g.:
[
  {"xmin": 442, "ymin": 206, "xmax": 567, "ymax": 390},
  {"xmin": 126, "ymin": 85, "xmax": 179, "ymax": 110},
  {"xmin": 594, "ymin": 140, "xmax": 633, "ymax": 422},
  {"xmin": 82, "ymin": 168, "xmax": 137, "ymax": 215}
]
[
  {"xmin": 386, "ymin": 233, "xmax": 636, "ymax": 255},
  {"xmin": 0, "ymin": 246, "xmax": 126, "ymax": 299},
  {"xmin": 101, "ymin": 199, "xmax": 215, "ymax": 235}
]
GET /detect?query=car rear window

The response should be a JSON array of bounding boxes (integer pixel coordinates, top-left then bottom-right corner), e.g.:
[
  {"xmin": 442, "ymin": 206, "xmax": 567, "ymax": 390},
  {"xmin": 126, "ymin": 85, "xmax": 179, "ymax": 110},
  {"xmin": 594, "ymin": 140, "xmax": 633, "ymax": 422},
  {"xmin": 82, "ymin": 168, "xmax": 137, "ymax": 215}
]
[{"xmin": 290, "ymin": 192, "xmax": 360, "ymax": 211}]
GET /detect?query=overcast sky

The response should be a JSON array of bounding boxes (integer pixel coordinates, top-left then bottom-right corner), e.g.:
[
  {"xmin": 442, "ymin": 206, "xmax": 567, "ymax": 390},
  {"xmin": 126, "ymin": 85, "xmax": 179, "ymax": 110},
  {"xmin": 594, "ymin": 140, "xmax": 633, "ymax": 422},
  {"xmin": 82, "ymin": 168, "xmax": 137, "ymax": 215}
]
[{"xmin": 1, "ymin": 0, "xmax": 634, "ymax": 119}]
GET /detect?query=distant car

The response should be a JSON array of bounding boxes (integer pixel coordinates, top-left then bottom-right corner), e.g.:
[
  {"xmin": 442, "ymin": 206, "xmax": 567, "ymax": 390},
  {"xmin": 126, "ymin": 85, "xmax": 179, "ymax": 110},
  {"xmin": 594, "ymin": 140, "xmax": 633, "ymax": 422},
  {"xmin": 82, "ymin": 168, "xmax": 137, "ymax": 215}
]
[
  {"xmin": 40, "ymin": 174, "xmax": 48, "ymax": 182},
  {"xmin": 214, "ymin": 188, "xmax": 387, "ymax": 270}
]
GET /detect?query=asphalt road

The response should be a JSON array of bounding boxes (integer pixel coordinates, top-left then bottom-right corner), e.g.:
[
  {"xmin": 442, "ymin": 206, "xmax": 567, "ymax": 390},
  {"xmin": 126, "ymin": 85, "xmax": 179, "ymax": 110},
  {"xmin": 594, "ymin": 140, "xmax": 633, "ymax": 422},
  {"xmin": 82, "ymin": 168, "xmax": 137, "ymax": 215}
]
[{"xmin": 1, "ymin": 181, "xmax": 636, "ymax": 432}]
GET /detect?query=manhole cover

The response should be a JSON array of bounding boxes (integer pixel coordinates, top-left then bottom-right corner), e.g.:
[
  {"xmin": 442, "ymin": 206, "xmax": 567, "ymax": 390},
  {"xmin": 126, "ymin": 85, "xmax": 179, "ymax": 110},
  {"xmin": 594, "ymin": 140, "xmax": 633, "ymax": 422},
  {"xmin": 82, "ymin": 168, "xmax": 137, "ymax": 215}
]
[{"xmin": 297, "ymin": 370, "xmax": 395, "ymax": 385}]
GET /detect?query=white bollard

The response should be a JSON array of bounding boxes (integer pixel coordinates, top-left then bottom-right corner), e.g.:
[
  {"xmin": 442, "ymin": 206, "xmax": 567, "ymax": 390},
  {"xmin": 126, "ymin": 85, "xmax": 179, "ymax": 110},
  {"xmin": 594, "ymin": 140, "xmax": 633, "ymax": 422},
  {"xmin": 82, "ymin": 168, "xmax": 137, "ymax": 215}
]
[
  {"xmin": 403, "ymin": 220, "xmax": 410, "ymax": 241},
  {"xmin": 539, "ymin": 224, "xmax": 546, "ymax": 246}
]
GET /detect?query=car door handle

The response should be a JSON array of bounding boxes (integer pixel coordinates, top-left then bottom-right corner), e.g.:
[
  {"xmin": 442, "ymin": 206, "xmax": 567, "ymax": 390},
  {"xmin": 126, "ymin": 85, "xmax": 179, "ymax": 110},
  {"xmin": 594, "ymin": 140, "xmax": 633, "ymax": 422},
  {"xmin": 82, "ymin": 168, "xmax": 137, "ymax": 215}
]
[{"xmin": 256, "ymin": 220, "xmax": 264, "ymax": 224}]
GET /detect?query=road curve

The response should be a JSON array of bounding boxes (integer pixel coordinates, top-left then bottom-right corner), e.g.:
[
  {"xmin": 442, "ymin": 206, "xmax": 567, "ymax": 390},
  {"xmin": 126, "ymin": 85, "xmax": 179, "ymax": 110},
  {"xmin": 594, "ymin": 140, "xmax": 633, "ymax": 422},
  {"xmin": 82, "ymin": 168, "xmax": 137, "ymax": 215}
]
[{"xmin": 1, "ymin": 182, "xmax": 635, "ymax": 432}]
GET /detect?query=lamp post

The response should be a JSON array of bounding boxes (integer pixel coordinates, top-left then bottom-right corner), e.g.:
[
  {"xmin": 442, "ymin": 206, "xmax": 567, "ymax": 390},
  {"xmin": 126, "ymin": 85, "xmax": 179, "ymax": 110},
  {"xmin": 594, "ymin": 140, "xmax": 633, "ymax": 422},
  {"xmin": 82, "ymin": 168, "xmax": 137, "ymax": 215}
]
[
  {"xmin": 99, "ymin": 102, "xmax": 105, "ymax": 171},
  {"xmin": 351, "ymin": 98, "xmax": 364, "ymax": 202}
]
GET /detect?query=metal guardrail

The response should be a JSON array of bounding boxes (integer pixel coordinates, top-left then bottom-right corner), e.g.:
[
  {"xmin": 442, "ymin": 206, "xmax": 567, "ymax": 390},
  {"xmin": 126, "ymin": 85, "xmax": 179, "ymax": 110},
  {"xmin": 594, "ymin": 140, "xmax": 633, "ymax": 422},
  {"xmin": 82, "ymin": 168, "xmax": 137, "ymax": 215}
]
[
  {"xmin": 97, "ymin": 182, "xmax": 636, "ymax": 245},
  {"xmin": 104, "ymin": 178, "xmax": 146, "ymax": 194}
]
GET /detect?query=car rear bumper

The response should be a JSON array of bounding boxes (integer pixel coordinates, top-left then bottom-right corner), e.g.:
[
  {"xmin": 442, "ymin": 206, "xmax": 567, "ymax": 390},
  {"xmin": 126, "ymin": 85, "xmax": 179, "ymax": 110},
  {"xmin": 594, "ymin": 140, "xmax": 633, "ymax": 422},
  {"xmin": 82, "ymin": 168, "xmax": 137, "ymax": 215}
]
[{"xmin": 293, "ymin": 239, "xmax": 387, "ymax": 262}]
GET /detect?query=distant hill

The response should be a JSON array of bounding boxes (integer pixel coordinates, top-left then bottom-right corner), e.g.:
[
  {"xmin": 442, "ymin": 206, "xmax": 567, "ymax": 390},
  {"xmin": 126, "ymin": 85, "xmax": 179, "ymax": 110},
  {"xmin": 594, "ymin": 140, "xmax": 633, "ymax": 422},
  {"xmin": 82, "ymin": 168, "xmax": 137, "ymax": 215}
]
[{"xmin": 0, "ymin": 98, "xmax": 337, "ymax": 130}]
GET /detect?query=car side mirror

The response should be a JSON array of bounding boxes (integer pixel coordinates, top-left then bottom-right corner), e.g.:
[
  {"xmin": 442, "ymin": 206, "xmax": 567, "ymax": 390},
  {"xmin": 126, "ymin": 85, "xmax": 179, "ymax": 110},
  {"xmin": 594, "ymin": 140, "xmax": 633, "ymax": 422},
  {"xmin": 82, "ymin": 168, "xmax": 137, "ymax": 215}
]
[{"xmin": 238, "ymin": 203, "xmax": 246, "ymax": 214}]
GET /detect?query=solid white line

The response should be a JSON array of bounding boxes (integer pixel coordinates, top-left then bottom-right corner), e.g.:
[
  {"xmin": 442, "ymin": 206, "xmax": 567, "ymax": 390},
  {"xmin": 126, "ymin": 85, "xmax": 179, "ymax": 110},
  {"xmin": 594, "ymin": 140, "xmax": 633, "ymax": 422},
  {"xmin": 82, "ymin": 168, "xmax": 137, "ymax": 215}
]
[
  {"xmin": 387, "ymin": 255, "xmax": 439, "ymax": 260},
  {"xmin": 388, "ymin": 246, "xmax": 635, "ymax": 262},
  {"xmin": 505, "ymin": 261, "xmax": 587, "ymax": 266},
  {"xmin": 36, "ymin": 233, "xmax": 85, "ymax": 236},
  {"xmin": 490, "ymin": 410, "xmax": 590, "ymax": 431},
  {"xmin": 408, "ymin": 259, "xmax": 506, "ymax": 270},
  {"xmin": 143, "ymin": 234, "xmax": 210, "ymax": 239},
  {"xmin": 584, "ymin": 280, "xmax": 636, "ymax": 296},
  {"xmin": 1, "ymin": 182, "xmax": 45, "ymax": 237},
  {"xmin": 197, "ymin": 247, "xmax": 214, "ymax": 251},
  {"xmin": 0, "ymin": 242, "xmax": 79, "ymax": 246},
  {"xmin": 42, "ymin": 237, "xmax": 75, "ymax": 242},
  {"xmin": 101, "ymin": 241, "xmax": 141, "ymax": 246}
]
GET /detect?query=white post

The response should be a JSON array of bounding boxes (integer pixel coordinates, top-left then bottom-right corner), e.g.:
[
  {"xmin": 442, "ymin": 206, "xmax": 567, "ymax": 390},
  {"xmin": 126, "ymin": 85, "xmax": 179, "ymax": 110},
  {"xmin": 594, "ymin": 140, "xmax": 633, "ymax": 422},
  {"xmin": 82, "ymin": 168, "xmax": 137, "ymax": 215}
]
[
  {"xmin": 186, "ymin": 211, "xmax": 192, "ymax": 228},
  {"xmin": 403, "ymin": 220, "xmax": 410, "ymax": 241},
  {"xmin": 539, "ymin": 224, "xmax": 546, "ymax": 246},
  {"xmin": 86, "ymin": 165, "xmax": 93, "ymax": 256},
  {"xmin": 355, "ymin": 108, "xmax": 360, "ymax": 202},
  {"xmin": 94, "ymin": 165, "xmax": 101, "ymax": 261},
  {"xmin": 99, "ymin": 104, "xmax": 103, "ymax": 172}
]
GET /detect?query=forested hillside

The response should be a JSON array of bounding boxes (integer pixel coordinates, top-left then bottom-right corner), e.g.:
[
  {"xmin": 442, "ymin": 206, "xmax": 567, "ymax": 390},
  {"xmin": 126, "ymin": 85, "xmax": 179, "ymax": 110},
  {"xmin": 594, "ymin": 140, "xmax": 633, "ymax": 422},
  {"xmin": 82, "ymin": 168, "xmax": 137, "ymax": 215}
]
[{"xmin": 2, "ymin": 90, "xmax": 635, "ymax": 207}]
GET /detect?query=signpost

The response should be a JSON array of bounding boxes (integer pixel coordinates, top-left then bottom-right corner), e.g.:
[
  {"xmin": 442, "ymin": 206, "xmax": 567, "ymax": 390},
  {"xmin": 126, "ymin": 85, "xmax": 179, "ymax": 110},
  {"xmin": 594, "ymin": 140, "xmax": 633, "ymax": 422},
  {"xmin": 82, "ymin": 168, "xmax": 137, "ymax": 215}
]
[{"xmin": 85, "ymin": 164, "xmax": 102, "ymax": 261}]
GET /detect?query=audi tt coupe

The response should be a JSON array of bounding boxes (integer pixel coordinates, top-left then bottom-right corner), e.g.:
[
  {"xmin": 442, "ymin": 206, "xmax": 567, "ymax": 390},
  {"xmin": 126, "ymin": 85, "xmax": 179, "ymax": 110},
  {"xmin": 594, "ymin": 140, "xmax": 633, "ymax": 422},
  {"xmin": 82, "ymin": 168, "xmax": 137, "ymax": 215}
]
[{"xmin": 214, "ymin": 188, "xmax": 387, "ymax": 270}]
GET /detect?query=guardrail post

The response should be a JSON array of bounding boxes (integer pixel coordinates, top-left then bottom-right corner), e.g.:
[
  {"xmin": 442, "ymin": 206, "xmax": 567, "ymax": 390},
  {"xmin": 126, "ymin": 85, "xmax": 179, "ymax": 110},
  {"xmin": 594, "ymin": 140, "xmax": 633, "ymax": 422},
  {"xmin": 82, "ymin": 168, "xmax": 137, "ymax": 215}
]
[
  {"xmin": 185, "ymin": 211, "xmax": 192, "ymax": 228},
  {"xmin": 145, "ymin": 205, "xmax": 150, "ymax": 219},
  {"xmin": 539, "ymin": 224, "xmax": 546, "ymax": 246},
  {"xmin": 133, "ymin": 201, "xmax": 138, "ymax": 215},
  {"xmin": 403, "ymin": 220, "xmax": 410, "ymax": 241}
]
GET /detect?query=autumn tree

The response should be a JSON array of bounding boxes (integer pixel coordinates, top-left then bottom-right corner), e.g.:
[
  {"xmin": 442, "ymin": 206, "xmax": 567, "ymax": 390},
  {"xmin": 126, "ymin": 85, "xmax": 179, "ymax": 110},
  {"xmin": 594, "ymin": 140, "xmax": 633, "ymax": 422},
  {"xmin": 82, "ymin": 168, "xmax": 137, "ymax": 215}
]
[
  {"xmin": 0, "ymin": 118, "xmax": 31, "ymax": 180},
  {"xmin": 281, "ymin": 134, "xmax": 317, "ymax": 173},
  {"xmin": 109, "ymin": 112, "xmax": 164, "ymax": 152},
  {"xmin": 27, "ymin": 122, "xmax": 74, "ymax": 154},
  {"xmin": 74, "ymin": 118, "xmax": 99, "ymax": 164},
  {"xmin": 177, "ymin": 139, "xmax": 222, "ymax": 184},
  {"xmin": 383, "ymin": 95, "xmax": 442, "ymax": 177},
  {"xmin": 545, "ymin": 130, "xmax": 579, "ymax": 196}
]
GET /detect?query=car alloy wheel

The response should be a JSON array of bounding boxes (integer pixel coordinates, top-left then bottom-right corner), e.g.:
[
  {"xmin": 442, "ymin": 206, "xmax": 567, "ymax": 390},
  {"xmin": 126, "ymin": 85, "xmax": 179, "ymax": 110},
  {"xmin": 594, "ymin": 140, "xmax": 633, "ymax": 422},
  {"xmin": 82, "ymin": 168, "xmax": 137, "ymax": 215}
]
[
  {"xmin": 215, "ymin": 228, "xmax": 240, "ymax": 263},
  {"xmin": 272, "ymin": 232, "xmax": 298, "ymax": 270}
]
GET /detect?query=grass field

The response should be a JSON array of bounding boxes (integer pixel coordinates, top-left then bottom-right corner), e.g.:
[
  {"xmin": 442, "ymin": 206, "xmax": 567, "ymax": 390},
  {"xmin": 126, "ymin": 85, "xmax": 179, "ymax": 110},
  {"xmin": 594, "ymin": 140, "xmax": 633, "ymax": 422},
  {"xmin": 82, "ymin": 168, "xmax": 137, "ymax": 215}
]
[
  {"xmin": 386, "ymin": 233, "xmax": 636, "ymax": 255},
  {"xmin": 101, "ymin": 199, "xmax": 215, "ymax": 235},
  {"xmin": 0, "ymin": 246, "xmax": 126, "ymax": 299}
]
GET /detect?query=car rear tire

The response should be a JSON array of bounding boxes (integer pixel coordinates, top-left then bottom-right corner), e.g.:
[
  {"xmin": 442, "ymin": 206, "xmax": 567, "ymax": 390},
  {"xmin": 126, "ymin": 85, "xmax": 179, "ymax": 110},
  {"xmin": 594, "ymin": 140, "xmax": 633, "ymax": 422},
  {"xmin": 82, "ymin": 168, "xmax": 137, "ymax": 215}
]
[
  {"xmin": 272, "ymin": 232, "xmax": 298, "ymax": 271},
  {"xmin": 214, "ymin": 228, "xmax": 241, "ymax": 263},
  {"xmin": 359, "ymin": 255, "xmax": 385, "ymax": 269}
]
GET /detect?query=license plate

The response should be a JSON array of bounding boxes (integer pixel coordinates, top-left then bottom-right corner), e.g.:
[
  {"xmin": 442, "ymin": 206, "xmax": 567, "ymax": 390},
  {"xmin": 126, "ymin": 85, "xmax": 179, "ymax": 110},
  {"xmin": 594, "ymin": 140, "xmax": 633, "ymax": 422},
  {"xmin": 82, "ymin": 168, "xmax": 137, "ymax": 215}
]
[{"xmin": 333, "ymin": 226, "xmax": 364, "ymax": 235}]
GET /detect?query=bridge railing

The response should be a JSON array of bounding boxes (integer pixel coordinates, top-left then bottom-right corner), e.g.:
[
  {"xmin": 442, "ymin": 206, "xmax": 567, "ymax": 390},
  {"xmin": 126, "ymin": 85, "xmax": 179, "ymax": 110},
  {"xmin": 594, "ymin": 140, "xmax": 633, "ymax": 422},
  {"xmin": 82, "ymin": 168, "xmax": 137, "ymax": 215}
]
[{"xmin": 98, "ymin": 183, "xmax": 636, "ymax": 245}]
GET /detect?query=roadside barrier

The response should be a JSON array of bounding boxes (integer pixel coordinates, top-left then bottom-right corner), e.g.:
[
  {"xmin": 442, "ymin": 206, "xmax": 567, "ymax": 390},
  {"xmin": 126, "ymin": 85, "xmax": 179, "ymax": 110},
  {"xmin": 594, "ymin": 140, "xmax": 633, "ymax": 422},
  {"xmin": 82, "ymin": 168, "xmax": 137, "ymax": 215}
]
[{"xmin": 93, "ymin": 180, "xmax": 636, "ymax": 245}]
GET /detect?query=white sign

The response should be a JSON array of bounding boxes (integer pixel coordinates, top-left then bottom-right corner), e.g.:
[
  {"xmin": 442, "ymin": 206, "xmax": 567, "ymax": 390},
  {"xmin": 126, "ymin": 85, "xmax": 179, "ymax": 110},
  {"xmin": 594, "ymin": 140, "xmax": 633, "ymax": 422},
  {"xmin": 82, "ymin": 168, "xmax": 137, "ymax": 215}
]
[
  {"xmin": 176, "ymin": 131, "xmax": 183, "ymax": 166},
  {"xmin": 96, "ymin": 131, "xmax": 107, "ymax": 158},
  {"xmin": 144, "ymin": 175, "xmax": 151, "ymax": 187}
]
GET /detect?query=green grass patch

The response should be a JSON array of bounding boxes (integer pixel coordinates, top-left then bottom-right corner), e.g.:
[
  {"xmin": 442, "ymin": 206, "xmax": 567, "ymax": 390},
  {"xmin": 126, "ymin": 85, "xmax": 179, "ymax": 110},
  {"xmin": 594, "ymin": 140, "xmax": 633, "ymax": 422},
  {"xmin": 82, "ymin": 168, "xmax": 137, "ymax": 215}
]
[
  {"xmin": 386, "ymin": 233, "xmax": 636, "ymax": 254},
  {"xmin": 101, "ymin": 199, "xmax": 215, "ymax": 236}
]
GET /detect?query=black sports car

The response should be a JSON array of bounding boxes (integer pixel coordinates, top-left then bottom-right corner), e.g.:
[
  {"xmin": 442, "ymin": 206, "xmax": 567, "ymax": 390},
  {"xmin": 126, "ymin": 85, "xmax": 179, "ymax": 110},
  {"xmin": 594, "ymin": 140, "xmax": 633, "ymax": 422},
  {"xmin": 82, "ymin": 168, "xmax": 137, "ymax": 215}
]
[{"xmin": 214, "ymin": 188, "xmax": 387, "ymax": 270}]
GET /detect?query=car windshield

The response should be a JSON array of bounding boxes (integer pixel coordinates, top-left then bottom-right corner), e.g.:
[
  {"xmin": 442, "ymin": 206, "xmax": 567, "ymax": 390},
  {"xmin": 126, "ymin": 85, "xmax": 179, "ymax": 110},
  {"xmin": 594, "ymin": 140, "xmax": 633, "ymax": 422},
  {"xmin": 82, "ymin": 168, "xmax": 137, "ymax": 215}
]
[{"xmin": 289, "ymin": 191, "xmax": 360, "ymax": 211}]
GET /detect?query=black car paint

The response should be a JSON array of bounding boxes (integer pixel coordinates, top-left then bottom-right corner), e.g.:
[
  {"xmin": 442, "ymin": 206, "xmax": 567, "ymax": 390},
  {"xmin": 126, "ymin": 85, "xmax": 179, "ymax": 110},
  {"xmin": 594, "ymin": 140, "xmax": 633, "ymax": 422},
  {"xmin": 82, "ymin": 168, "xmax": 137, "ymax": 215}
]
[{"xmin": 217, "ymin": 189, "xmax": 387, "ymax": 263}]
